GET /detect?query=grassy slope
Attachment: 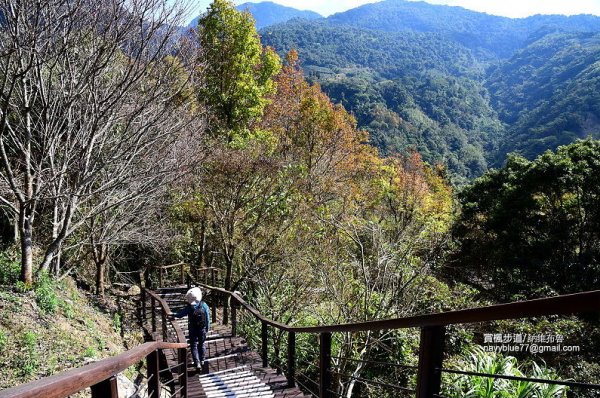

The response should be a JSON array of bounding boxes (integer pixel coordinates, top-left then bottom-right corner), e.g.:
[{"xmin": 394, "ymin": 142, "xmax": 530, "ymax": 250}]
[{"xmin": 0, "ymin": 276, "xmax": 140, "ymax": 389}]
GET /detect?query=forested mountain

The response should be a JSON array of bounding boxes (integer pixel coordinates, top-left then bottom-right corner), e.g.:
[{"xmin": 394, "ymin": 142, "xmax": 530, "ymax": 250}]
[
  {"xmin": 3, "ymin": 0, "xmax": 600, "ymax": 394},
  {"xmin": 487, "ymin": 31, "xmax": 600, "ymax": 163},
  {"xmin": 256, "ymin": 0, "xmax": 600, "ymax": 181},
  {"xmin": 261, "ymin": 20, "xmax": 502, "ymax": 181},
  {"xmin": 328, "ymin": 0, "xmax": 600, "ymax": 59},
  {"xmin": 188, "ymin": 1, "xmax": 321, "ymax": 29}
]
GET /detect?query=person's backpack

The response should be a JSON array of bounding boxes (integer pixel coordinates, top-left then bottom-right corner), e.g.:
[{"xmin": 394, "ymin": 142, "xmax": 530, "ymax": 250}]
[{"xmin": 190, "ymin": 302, "xmax": 208, "ymax": 330}]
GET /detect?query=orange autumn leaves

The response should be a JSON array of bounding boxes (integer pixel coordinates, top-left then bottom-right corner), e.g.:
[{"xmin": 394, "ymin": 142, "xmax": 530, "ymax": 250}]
[{"xmin": 260, "ymin": 50, "xmax": 452, "ymax": 225}]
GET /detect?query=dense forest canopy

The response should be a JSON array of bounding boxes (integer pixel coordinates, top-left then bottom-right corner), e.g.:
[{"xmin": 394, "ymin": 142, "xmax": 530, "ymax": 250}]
[{"xmin": 258, "ymin": 0, "xmax": 600, "ymax": 182}]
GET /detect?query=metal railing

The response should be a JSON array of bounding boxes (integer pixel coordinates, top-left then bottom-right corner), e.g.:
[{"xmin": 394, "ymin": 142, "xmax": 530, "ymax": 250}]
[{"xmin": 173, "ymin": 267, "xmax": 600, "ymax": 398}]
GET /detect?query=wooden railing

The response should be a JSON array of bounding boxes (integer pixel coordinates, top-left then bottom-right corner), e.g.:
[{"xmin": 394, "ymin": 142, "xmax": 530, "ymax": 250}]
[
  {"xmin": 144, "ymin": 263, "xmax": 223, "ymax": 290},
  {"xmin": 0, "ymin": 287, "xmax": 188, "ymax": 398},
  {"xmin": 181, "ymin": 270, "xmax": 600, "ymax": 398}
]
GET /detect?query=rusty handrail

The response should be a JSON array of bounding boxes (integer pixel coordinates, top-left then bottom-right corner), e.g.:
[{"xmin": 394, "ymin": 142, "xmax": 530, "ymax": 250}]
[{"xmin": 0, "ymin": 341, "xmax": 186, "ymax": 398}]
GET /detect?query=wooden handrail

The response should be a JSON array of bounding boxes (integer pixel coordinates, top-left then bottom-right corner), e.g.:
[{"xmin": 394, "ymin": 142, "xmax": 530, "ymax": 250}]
[
  {"xmin": 144, "ymin": 288, "xmax": 187, "ymax": 343},
  {"xmin": 189, "ymin": 273, "xmax": 600, "ymax": 397},
  {"xmin": 1, "ymin": 287, "xmax": 189, "ymax": 398},
  {"xmin": 193, "ymin": 276, "xmax": 600, "ymax": 333},
  {"xmin": 0, "ymin": 341, "xmax": 186, "ymax": 398},
  {"xmin": 153, "ymin": 262, "xmax": 186, "ymax": 270}
]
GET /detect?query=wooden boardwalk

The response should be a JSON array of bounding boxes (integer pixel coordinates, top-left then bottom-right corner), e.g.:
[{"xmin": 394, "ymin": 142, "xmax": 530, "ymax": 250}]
[{"xmin": 158, "ymin": 289, "xmax": 309, "ymax": 398}]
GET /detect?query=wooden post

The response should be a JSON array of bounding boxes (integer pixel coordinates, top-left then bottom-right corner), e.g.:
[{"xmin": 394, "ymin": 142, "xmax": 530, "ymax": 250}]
[
  {"xmin": 231, "ymin": 301, "xmax": 237, "ymax": 337},
  {"xmin": 147, "ymin": 349, "xmax": 160, "ymax": 398},
  {"xmin": 162, "ymin": 311, "xmax": 168, "ymax": 342},
  {"xmin": 319, "ymin": 332, "xmax": 332, "ymax": 398},
  {"xmin": 416, "ymin": 326, "xmax": 445, "ymax": 398},
  {"xmin": 178, "ymin": 347, "xmax": 188, "ymax": 398},
  {"xmin": 151, "ymin": 297, "xmax": 156, "ymax": 333},
  {"xmin": 261, "ymin": 321, "xmax": 268, "ymax": 368},
  {"xmin": 287, "ymin": 332, "xmax": 296, "ymax": 388},
  {"xmin": 141, "ymin": 288, "xmax": 147, "ymax": 327},
  {"xmin": 144, "ymin": 268, "xmax": 151, "ymax": 289},
  {"xmin": 211, "ymin": 292, "xmax": 217, "ymax": 323},
  {"xmin": 186, "ymin": 272, "xmax": 191, "ymax": 289},
  {"xmin": 91, "ymin": 376, "xmax": 118, "ymax": 398},
  {"xmin": 158, "ymin": 268, "xmax": 163, "ymax": 288}
]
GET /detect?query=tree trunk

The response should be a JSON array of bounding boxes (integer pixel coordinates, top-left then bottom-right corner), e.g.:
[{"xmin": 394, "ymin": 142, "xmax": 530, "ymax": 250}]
[
  {"xmin": 94, "ymin": 244, "xmax": 108, "ymax": 296},
  {"xmin": 19, "ymin": 206, "xmax": 33, "ymax": 285},
  {"xmin": 13, "ymin": 215, "xmax": 19, "ymax": 244},
  {"xmin": 223, "ymin": 252, "xmax": 234, "ymax": 324},
  {"xmin": 198, "ymin": 218, "xmax": 207, "ymax": 268}
]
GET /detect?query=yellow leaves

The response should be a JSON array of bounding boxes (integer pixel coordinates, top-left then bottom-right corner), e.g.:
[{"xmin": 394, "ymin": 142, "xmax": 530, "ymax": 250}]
[
  {"xmin": 371, "ymin": 153, "xmax": 453, "ymax": 233},
  {"xmin": 228, "ymin": 128, "xmax": 279, "ymax": 155}
]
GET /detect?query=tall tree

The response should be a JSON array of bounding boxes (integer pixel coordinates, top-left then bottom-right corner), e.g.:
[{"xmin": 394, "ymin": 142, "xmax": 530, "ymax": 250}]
[
  {"xmin": 197, "ymin": 0, "xmax": 281, "ymax": 140},
  {"xmin": 0, "ymin": 0, "xmax": 198, "ymax": 284},
  {"xmin": 453, "ymin": 139, "xmax": 600, "ymax": 299}
]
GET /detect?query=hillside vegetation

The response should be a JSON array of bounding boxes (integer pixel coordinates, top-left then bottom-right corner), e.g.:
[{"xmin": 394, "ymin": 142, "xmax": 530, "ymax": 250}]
[
  {"xmin": 2, "ymin": 0, "xmax": 600, "ymax": 396},
  {"xmin": 327, "ymin": 0, "xmax": 600, "ymax": 59},
  {"xmin": 259, "ymin": 0, "xmax": 600, "ymax": 181},
  {"xmin": 0, "ymin": 255, "xmax": 139, "ymax": 390},
  {"xmin": 487, "ymin": 31, "xmax": 600, "ymax": 163}
]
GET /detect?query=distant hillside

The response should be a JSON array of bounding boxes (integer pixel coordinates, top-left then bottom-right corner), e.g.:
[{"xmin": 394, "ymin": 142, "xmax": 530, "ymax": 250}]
[
  {"xmin": 487, "ymin": 31, "xmax": 600, "ymax": 163},
  {"xmin": 327, "ymin": 0, "xmax": 600, "ymax": 59},
  {"xmin": 262, "ymin": 20, "xmax": 502, "ymax": 181},
  {"xmin": 189, "ymin": 1, "xmax": 321, "ymax": 29},
  {"xmin": 257, "ymin": 1, "xmax": 600, "ymax": 181}
]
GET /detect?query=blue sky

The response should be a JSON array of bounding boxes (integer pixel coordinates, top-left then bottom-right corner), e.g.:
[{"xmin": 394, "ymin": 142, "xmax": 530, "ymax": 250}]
[{"xmin": 183, "ymin": 0, "xmax": 600, "ymax": 24}]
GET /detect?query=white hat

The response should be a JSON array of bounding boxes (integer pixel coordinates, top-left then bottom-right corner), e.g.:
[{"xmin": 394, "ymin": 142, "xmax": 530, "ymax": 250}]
[{"xmin": 185, "ymin": 287, "xmax": 202, "ymax": 305}]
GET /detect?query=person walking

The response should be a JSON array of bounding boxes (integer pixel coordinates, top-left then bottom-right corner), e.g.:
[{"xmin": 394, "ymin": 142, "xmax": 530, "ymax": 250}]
[{"xmin": 171, "ymin": 287, "xmax": 211, "ymax": 371}]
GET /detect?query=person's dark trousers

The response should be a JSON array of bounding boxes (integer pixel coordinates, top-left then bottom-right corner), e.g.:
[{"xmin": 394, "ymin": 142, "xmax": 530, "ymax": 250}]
[{"xmin": 190, "ymin": 328, "xmax": 207, "ymax": 367}]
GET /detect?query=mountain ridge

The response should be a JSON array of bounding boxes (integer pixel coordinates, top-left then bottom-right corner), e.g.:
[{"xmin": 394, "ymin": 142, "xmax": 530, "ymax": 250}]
[{"xmin": 188, "ymin": 1, "xmax": 322, "ymax": 29}]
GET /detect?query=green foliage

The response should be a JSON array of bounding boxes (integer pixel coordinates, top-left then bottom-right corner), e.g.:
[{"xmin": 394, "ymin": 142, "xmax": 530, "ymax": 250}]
[
  {"xmin": 488, "ymin": 32, "xmax": 600, "ymax": 163},
  {"xmin": 60, "ymin": 300, "xmax": 74, "ymax": 319},
  {"xmin": 444, "ymin": 347, "xmax": 567, "ymax": 398},
  {"xmin": 198, "ymin": 0, "xmax": 281, "ymax": 139},
  {"xmin": 33, "ymin": 273, "xmax": 59, "ymax": 314},
  {"xmin": 0, "ymin": 252, "xmax": 20, "ymax": 285},
  {"xmin": 17, "ymin": 331, "xmax": 39, "ymax": 377},
  {"xmin": 83, "ymin": 346, "xmax": 97, "ymax": 358},
  {"xmin": 14, "ymin": 280, "xmax": 31, "ymax": 293},
  {"xmin": 112, "ymin": 313, "xmax": 122, "ymax": 334},
  {"xmin": 454, "ymin": 139, "xmax": 600, "ymax": 298},
  {"xmin": 261, "ymin": 20, "xmax": 502, "ymax": 182},
  {"xmin": 326, "ymin": 0, "xmax": 600, "ymax": 59},
  {"xmin": 260, "ymin": 11, "xmax": 600, "ymax": 181},
  {"xmin": 0, "ymin": 329, "xmax": 7, "ymax": 352}
]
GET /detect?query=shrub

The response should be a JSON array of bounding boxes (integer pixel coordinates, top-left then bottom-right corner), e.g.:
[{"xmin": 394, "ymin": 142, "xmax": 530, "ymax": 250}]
[
  {"xmin": 444, "ymin": 347, "xmax": 568, "ymax": 397},
  {"xmin": 112, "ymin": 313, "xmax": 122, "ymax": 333},
  {"xmin": 18, "ymin": 331, "xmax": 39, "ymax": 377},
  {"xmin": 34, "ymin": 273, "xmax": 59, "ymax": 314},
  {"xmin": 83, "ymin": 347, "xmax": 97, "ymax": 358},
  {"xmin": 14, "ymin": 280, "xmax": 31, "ymax": 293},
  {"xmin": 0, "ymin": 252, "xmax": 20, "ymax": 285}
]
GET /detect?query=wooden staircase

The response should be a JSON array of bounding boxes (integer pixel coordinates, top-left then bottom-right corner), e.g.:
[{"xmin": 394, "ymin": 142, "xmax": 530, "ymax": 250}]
[{"xmin": 157, "ymin": 288, "xmax": 310, "ymax": 398}]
